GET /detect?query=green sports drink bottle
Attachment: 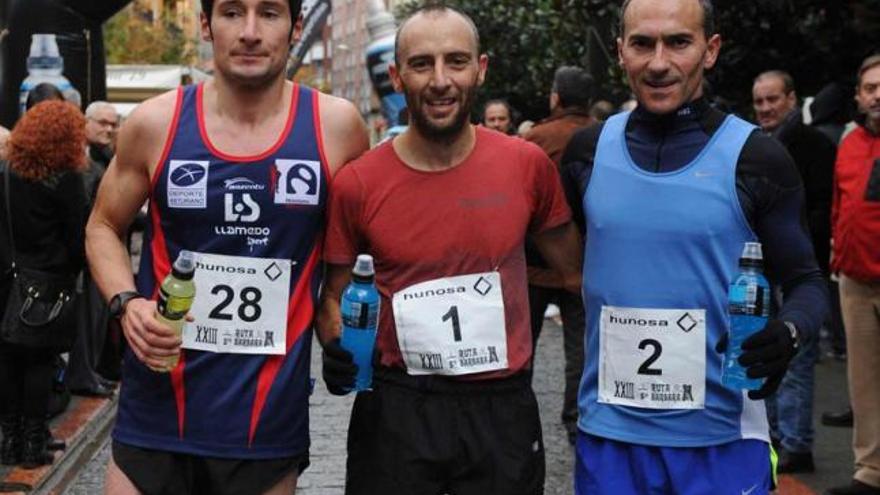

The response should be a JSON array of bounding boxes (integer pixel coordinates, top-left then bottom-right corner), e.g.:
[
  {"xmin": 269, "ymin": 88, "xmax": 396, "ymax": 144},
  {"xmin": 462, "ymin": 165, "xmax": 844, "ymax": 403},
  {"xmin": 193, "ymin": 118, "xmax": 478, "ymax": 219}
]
[{"xmin": 155, "ymin": 250, "xmax": 196, "ymax": 372}]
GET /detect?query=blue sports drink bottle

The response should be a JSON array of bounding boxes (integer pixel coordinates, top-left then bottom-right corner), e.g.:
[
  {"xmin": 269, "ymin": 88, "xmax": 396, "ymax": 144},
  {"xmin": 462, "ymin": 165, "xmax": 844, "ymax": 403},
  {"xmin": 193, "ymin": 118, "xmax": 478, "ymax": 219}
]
[
  {"xmin": 722, "ymin": 242, "xmax": 771, "ymax": 390},
  {"xmin": 340, "ymin": 254, "xmax": 380, "ymax": 392}
]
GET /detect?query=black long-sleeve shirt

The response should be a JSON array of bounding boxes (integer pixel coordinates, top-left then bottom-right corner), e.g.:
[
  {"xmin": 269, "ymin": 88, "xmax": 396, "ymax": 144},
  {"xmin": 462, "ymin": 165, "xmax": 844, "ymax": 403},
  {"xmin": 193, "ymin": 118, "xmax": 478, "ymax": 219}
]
[{"xmin": 561, "ymin": 98, "xmax": 828, "ymax": 338}]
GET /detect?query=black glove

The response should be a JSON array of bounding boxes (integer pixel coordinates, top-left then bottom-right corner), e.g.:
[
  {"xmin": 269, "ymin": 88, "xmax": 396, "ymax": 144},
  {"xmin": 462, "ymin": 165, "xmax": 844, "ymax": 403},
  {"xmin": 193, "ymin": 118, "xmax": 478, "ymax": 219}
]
[
  {"xmin": 738, "ymin": 319, "xmax": 797, "ymax": 400},
  {"xmin": 322, "ymin": 338, "xmax": 357, "ymax": 396}
]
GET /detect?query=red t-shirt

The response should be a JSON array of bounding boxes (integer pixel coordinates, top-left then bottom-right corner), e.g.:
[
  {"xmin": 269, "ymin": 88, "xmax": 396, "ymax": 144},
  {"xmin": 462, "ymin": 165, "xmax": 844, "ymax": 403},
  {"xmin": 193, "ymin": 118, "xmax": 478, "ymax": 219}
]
[{"xmin": 325, "ymin": 127, "xmax": 572, "ymax": 379}]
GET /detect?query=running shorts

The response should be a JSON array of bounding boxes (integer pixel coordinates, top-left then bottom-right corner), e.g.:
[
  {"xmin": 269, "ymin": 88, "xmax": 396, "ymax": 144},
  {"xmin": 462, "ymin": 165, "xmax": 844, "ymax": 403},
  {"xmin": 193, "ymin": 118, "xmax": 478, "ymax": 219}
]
[
  {"xmin": 575, "ymin": 431, "xmax": 772, "ymax": 495},
  {"xmin": 345, "ymin": 367, "xmax": 545, "ymax": 495},
  {"xmin": 112, "ymin": 440, "xmax": 308, "ymax": 495}
]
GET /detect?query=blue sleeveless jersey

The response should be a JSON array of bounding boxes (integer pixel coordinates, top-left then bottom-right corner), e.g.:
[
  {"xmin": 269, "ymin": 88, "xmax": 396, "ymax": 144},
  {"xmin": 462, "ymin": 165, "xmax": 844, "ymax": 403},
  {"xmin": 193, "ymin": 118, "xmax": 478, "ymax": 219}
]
[
  {"xmin": 578, "ymin": 112, "xmax": 770, "ymax": 447},
  {"xmin": 114, "ymin": 83, "xmax": 328, "ymax": 459}
]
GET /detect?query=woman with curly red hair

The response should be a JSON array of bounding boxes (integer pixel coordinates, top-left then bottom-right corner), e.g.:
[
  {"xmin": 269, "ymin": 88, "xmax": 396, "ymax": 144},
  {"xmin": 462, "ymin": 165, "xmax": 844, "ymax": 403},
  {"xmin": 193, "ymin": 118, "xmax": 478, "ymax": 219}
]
[{"xmin": 0, "ymin": 100, "xmax": 88, "ymax": 468}]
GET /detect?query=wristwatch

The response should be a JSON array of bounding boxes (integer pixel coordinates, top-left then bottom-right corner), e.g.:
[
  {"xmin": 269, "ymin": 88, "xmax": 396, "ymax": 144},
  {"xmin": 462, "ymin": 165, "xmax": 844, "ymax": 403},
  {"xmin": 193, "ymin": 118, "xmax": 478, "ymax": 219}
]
[
  {"xmin": 109, "ymin": 291, "xmax": 144, "ymax": 319},
  {"xmin": 783, "ymin": 321, "xmax": 799, "ymax": 350}
]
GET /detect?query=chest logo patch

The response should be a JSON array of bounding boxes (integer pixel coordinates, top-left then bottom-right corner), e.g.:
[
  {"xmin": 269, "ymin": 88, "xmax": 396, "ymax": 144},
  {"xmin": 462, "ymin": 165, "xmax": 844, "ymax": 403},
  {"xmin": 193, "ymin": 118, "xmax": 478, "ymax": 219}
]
[
  {"xmin": 224, "ymin": 193, "xmax": 261, "ymax": 222},
  {"xmin": 273, "ymin": 159, "xmax": 321, "ymax": 206},
  {"xmin": 167, "ymin": 160, "xmax": 210, "ymax": 208}
]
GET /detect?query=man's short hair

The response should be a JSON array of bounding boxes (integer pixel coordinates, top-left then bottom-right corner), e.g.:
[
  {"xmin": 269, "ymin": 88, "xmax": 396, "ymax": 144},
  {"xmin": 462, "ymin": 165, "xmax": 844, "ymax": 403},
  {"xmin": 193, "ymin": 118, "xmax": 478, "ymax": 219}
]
[
  {"xmin": 394, "ymin": 3, "xmax": 481, "ymax": 66},
  {"xmin": 200, "ymin": 0, "xmax": 303, "ymax": 22},
  {"xmin": 858, "ymin": 54, "xmax": 880, "ymax": 85},
  {"xmin": 619, "ymin": 0, "xmax": 715, "ymax": 38},
  {"xmin": 754, "ymin": 70, "xmax": 795, "ymax": 95},
  {"xmin": 85, "ymin": 101, "xmax": 116, "ymax": 119},
  {"xmin": 552, "ymin": 66, "xmax": 594, "ymax": 109}
]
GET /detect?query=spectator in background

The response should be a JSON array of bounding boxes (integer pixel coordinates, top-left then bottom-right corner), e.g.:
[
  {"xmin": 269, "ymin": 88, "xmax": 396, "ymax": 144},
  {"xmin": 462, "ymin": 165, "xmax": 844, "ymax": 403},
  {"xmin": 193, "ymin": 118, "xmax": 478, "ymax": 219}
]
[
  {"xmin": 525, "ymin": 66, "xmax": 595, "ymax": 162},
  {"xmin": 754, "ymin": 70, "xmax": 835, "ymax": 275},
  {"xmin": 83, "ymin": 101, "xmax": 118, "ymax": 171},
  {"xmin": 482, "ymin": 99, "xmax": 515, "ymax": 134},
  {"xmin": 66, "ymin": 101, "xmax": 120, "ymax": 399},
  {"xmin": 810, "ymin": 81, "xmax": 853, "ymax": 363},
  {"xmin": 0, "ymin": 101, "xmax": 88, "ymax": 469},
  {"xmin": 589, "ymin": 100, "xmax": 614, "ymax": 122},
  {"xmin": 23, "ymin": 82, "xmax": 78, "ymax": 424},
  {"xmin": 826, "ymin": 54, "xmax": 880, "ymax": 495},
  {"xmin": 523, "ymin": 65, "xmax": 595, "ymax": 445},
  {"xmin": 752, "ymin": 69, "xmax": 836, "ymax": 474}
]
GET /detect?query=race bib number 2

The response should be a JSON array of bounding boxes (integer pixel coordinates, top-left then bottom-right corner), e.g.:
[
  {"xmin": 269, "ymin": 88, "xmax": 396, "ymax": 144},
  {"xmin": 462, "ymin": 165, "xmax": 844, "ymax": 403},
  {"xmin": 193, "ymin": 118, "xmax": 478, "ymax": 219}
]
[
  {"xmin": 182, "ymin": 252, "xmax": 291, "ymax": 355},
  {"xmin": 598, "ymin": 305, "xmax": 706, "ymax": 410},
  {"xmin": 393, "ymin": 271, "xmax": 508, "ymax": 376}
]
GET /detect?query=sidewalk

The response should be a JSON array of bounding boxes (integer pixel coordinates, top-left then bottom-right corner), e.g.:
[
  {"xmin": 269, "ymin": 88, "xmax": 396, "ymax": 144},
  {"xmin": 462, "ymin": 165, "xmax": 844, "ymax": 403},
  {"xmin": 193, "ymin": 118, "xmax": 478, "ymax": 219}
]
[{"xmin": 0, "ymin": 394, "xmax": 115, "ymax": 495}]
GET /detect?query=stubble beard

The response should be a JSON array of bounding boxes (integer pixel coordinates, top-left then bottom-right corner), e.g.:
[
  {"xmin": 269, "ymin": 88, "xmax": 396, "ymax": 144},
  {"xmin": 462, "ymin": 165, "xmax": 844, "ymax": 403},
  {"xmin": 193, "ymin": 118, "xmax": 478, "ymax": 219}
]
[{"xmin": 406, "ymin": 86, "xmax": 477, "ymax": 144}]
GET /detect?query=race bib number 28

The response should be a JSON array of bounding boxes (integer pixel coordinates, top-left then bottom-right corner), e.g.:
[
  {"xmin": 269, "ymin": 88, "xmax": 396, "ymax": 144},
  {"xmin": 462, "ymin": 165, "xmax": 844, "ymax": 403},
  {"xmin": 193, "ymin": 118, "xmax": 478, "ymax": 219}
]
[{"xmin": 182, "ymin": 252, "xmax": 291, "ymax": 355}]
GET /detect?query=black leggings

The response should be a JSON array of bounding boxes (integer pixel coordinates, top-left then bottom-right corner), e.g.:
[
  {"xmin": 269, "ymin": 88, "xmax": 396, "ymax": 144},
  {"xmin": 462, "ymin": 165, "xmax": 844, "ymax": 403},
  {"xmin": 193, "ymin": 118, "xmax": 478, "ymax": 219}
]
[{"xmin": 0, "ymin": 342, "xmax": 55, "ymax": 419}]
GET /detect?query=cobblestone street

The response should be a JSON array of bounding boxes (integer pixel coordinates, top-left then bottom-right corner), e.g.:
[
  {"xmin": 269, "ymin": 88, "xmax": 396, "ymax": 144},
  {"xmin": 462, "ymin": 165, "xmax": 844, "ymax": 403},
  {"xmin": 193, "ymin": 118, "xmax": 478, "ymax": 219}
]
[{"xmin": 66, "ymin": 318, "xmax": 576, "ymax": 494}]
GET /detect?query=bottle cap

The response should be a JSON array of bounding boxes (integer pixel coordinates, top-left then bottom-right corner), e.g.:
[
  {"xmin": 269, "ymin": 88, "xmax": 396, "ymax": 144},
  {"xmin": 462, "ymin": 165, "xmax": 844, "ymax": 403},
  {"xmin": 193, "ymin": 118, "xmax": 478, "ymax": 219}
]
[
  {"xmin": 739, "ymin": 242, "xmax": 764, "ymax": 268},
  {"xmin": 172, "ymin": 250, "xmax": 196, "ymax": 280},
  {"xmin": 29, "ymin": 34, "xmax": 60, "ymax": 58},
  {"xmin": 27, "ymin": 34, "xmax": 64, "ymax": 72},
  {"xmin": 741, "ymin": 242, "xmax": 763, "ymax": 260},
  {"xmin": 352, "ymin": 254, "xmax": 375, "ymax": 281}
]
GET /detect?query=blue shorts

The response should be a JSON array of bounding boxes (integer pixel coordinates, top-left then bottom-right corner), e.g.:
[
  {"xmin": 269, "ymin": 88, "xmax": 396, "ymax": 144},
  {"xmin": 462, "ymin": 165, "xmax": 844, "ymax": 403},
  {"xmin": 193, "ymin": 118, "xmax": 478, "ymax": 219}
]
[{"xmin": 575, "ymin": 432, "xmax": 772, "ymax": 495}]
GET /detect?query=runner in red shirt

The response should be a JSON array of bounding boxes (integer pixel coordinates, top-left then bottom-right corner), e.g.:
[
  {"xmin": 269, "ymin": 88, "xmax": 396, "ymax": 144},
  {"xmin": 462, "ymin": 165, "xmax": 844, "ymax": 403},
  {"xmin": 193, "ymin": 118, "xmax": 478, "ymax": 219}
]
[{"xmin": 317, "ymin": 5, "xmax": 581, "ymax": 494}]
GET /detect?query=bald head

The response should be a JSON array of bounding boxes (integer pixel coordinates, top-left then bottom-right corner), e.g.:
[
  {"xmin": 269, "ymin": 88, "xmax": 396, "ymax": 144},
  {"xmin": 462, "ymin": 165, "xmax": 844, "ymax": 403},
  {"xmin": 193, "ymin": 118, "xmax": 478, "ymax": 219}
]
[{"xmin": 394, "ymin": 5, "xmax": 481, "ymax": 66}]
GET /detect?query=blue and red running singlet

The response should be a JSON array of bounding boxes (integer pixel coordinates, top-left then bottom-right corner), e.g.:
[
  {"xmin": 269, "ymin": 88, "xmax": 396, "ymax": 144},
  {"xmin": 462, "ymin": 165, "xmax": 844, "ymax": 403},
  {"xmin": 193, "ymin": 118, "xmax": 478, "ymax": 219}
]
[{"xmin": 115, "ymin": 83, "xmax": 329, "ymax": 459}]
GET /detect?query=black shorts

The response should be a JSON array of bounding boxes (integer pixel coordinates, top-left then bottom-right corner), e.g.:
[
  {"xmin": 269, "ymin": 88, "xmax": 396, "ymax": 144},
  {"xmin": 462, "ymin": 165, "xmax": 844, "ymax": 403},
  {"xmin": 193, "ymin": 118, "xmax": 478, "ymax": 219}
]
[
  {"xmin": 345, "ymin": 367, "xmax": 545, "ymax": 495},
  {"xmin": 112, "ymin": 440, "xmax": 309, "ymax": 495}
]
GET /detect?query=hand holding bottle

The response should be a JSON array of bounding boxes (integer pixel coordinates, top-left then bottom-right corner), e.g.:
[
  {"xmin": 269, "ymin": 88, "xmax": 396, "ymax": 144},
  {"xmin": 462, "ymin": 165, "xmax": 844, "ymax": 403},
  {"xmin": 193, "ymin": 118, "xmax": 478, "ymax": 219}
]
[
  {"xmin": 339, "ymin": 255, "xmax": 380, "ymax": 392},
  {"xmin": 119, "ymin": 298, "xmax": 183, "ymax": 371}
]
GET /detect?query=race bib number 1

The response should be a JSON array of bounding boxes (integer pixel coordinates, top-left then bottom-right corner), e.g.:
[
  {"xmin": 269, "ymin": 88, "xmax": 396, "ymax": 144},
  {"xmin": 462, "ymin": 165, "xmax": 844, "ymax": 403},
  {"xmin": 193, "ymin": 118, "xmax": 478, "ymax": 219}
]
[
  {"xmin": 393, "ymin": 271, "xmax": 508, "ymax": 376},
  {"xmin": 183, "ymin": 252, "xmax": 291, "ymax": 355},
  {"xmin": 598, "ymin": 305, "xmax": 706, "ymax": 410}
]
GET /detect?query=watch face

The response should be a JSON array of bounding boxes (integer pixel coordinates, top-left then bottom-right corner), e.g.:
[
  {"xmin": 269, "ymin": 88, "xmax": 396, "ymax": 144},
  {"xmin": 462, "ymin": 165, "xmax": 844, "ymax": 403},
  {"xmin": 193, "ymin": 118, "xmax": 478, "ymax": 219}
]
[{"xmin": 111, "ymin": 292, "xmax": 139, "ymax": 318}]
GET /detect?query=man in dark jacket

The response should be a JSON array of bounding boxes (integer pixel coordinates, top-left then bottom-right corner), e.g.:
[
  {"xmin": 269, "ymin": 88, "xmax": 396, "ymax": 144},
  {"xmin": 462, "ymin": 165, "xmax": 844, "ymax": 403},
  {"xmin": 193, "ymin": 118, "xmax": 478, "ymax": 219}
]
[
  {"xmin": 752, "ymin": 69, "xmax": 837, "ymax": 473},
  {"xmin": 523, "ymin": 66, "xmax": 595, "ymax": 445}
]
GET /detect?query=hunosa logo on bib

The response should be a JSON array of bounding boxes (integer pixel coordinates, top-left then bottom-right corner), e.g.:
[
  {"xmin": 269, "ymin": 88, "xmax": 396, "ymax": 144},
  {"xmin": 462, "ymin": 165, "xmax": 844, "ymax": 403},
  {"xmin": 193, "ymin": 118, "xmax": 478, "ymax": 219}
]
[
  {"xmin": 196, "ymin": 261, "xmax": 257, "ymax": 275},
  {"xmin": 402, "ymin": 285, "xmax": 466, "ymax": 301},
  {"xmin": 608, "ymin": 313, "xmax": 669, "ymax": 328}
]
